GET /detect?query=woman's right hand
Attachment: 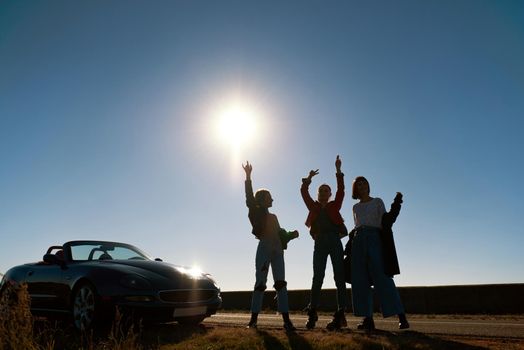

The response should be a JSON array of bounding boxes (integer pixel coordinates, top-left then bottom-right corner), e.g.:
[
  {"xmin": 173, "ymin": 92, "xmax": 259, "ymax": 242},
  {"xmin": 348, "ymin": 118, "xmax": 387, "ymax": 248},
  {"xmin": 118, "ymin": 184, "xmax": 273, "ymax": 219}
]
[
  {"xmin": 308, "ymin": 169, "xmax": 319, "ymax": 180},
  {"xmin": 242, "ymin": 161, "xmax": 252, "ymax": 179},
  {"xmin": 335, "ymin": 155, "xmax": 342, "ymax": 172}
]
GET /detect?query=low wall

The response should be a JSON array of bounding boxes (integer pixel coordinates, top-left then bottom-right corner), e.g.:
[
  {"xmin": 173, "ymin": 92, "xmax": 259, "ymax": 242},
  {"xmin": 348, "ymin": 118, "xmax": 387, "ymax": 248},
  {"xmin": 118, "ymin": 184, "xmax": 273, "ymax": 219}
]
[{"xmin": 220, "ymin": 284, "xmax": 524, "ymax": 314}]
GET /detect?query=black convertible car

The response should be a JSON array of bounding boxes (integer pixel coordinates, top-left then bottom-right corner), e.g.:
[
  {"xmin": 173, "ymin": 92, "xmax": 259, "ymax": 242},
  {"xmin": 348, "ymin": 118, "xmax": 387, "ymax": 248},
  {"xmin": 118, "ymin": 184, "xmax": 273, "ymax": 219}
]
[{"xmin": 0, "ymin": 240, "xmax": 221, "ymax": 330}]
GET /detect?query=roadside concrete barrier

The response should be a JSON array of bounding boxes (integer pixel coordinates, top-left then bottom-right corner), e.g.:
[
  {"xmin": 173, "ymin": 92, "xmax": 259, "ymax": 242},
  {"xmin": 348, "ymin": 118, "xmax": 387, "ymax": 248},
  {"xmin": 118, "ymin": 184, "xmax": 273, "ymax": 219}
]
[{"xmin": 220, "ymin": 284, "xmax": 524, "ymax": 314}]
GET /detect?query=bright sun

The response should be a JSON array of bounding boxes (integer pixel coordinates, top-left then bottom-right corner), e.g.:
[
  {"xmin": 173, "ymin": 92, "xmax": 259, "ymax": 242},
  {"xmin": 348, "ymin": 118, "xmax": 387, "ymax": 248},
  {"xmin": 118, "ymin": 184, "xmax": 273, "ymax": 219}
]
[{"xmin": 215, "ymin": 102, "xmax": 258, "ymax": 149}]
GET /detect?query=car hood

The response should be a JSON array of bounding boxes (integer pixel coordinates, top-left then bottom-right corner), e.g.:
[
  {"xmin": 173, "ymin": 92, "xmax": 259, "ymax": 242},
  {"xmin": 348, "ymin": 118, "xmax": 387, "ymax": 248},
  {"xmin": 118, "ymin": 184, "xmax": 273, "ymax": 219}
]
[{"xmin": 98, "ymin": 260, "xmax": 215, "ymax": 284}]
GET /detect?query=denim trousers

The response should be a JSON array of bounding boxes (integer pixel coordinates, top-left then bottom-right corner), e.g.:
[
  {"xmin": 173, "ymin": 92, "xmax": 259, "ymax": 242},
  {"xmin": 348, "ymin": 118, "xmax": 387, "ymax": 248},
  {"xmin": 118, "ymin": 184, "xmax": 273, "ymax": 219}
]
[
  {"xmin": 251, "ymin": 240, "xmax": 289, "ymax": 313},
  {"xmin": 309, "ymin": 232, "xmax": 347, "ymax": 310},
  {"xmin": 351, "ymin": 227, "xmax": 404, "ymax": 317}
]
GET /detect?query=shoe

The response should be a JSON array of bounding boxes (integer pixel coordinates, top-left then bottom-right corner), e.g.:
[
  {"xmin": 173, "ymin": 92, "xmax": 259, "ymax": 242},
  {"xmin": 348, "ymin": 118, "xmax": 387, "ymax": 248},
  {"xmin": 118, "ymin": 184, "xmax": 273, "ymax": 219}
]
[
  {"xmin": 356, "ymin": 317, "xmax": 375, "ymax": 331},
  {"xmin": 283, "ymin": 320, "xmax": 296, "ymax": 332},
  {"xmin": 247, "ymin": 312, "xmax": 258, "ymax": 329},
  {"xmin": 305, "ymin": 308, "xmax": 318, "ymax": 329},
  {"xmin": 326, "ymin": 310, "xmax": 347, "ymax": 331},
  {"xmin": 398, "ymin": 314, "xmax": 410, "ymax": 329},
  {"xmin": 399, "ymin": 321, "xmax": 410, "ymax": 329}
]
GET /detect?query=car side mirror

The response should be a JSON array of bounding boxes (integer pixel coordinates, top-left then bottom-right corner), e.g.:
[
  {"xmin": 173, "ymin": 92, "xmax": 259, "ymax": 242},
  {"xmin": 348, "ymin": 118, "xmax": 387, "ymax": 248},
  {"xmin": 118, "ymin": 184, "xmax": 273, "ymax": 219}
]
[{"xmin": 155, "ymin": 258, "xmax": 163, "ymax": 262}]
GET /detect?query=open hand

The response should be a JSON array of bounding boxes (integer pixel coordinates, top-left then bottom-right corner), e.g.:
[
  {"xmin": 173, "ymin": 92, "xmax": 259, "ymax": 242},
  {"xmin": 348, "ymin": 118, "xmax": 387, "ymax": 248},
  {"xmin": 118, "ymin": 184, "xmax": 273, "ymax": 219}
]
[{"xmin": 308, "ymin": 169, "xmax": 319, "ymax": 179}]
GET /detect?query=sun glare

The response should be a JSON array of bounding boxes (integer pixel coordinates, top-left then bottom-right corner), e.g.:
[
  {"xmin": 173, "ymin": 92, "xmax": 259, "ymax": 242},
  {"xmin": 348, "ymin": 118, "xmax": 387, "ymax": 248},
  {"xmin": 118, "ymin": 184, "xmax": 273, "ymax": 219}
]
[{"xmin": 216, "ymin": 103, "xmax": 258, "ymax": 149}]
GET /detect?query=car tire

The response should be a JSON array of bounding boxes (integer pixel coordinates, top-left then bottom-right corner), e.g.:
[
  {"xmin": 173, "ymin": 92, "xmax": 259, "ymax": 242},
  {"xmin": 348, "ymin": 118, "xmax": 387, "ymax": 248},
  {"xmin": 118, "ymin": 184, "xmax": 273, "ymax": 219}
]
[
  {"xmin": 177, "ymin": 315, "xmax": 206, "ymax": 326},
  {"xmin": 72, "ymin": 282, "xmax": 102, "ymax": 331}
]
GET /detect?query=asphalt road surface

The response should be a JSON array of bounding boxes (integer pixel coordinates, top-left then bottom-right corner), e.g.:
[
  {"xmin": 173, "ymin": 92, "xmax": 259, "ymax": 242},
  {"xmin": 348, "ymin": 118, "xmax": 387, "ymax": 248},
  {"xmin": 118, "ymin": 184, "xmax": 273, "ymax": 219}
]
[{"xmin": 204, "ymin": 312, "xmax": 524, "ymax": 339}]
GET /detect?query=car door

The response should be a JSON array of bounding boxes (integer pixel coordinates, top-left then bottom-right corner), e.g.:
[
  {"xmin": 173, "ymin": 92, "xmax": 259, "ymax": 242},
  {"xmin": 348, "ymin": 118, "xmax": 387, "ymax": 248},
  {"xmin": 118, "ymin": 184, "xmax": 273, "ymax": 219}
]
[{"xmin": 25, "ymin": 263, "xmax": 66, "ymax": 311}]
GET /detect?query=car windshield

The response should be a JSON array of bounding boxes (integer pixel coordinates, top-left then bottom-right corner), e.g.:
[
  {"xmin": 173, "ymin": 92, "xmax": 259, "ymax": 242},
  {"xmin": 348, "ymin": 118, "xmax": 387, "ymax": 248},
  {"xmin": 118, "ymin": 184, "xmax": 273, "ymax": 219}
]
[{"xmin": 69, "ymin": 242, "xmax": 151, "ymax": 261}]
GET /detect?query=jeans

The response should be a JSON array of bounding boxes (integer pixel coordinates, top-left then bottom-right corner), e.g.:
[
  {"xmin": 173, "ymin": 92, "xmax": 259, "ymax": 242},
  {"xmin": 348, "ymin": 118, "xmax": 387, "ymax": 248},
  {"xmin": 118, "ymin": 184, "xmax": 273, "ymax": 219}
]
[
  {"xmin": 309, "ymin": 232, "xmax": 347, "ymax": 310},
  {"xmin": 251, "ymin": 240, "xmax": 289, "ymax": 313},
  {"xmin": 351, "ymin": 226, "xmax": 404, "ymax": 317}
]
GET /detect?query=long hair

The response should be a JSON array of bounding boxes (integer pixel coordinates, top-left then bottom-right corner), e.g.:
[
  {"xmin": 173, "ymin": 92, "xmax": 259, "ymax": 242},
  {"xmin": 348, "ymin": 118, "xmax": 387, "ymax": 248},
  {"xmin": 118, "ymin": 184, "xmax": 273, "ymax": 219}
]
[{"xmin": 352, "ymin": 176, "xmax": 370, "ymax": 200}]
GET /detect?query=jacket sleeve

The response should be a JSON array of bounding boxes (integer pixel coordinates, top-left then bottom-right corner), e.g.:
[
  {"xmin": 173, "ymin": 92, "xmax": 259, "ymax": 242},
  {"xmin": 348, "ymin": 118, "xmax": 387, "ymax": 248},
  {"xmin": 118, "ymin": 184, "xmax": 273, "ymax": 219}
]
[
  {"xmin": 381, "ymin": 194, "xmax": 402, "ymax": 276},
  {"xmin": 300, "ymin": 178, "xmax": 315, "ymax": 210},
  {"xmin": 382, "ymin": 193, "xmax": 402, "ymax": 229},
  {"xmin": 245, "ymin": 180, "xmax": 256, "ymax": 208},
  {"xmin": 344, "ymin": 228, "xmax": 356, "ymax": 256},
  {"xmin": 333, "ymin": 172, "xmax": 345, "ymax": 210},
  {"xmin": 245, "ymin": 180, "xmax": 264, "ymax": 238},
  {"xmin": 279, "ymin": 228, "xmax": 298, "ymax": 250}
]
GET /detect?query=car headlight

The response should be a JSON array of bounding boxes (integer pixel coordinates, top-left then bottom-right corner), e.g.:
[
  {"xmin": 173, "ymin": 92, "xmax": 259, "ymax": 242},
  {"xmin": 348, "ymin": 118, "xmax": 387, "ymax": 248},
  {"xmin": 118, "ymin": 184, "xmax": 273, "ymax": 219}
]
[{"xmin": 119, "ymin": 274, "xmax": 152, "ymax": 290}]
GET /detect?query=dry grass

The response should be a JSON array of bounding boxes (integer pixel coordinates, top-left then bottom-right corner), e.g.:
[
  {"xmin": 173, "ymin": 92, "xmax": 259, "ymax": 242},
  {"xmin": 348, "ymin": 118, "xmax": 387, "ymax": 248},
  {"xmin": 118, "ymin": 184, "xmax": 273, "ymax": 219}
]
[
  {"xmin": 1, "ymin": 283, "xmax": 522, "ymax": 349},
  {"xmin": 0, "ymin": 282, "xmax": 142, "ymax": 350},
  {"xmin": 155, "ymin": 327, "xmax": 499, "ymax": 350},
  {"xmin": 0, "ymin": 282, "xmax": 53, "ymax": 350}
]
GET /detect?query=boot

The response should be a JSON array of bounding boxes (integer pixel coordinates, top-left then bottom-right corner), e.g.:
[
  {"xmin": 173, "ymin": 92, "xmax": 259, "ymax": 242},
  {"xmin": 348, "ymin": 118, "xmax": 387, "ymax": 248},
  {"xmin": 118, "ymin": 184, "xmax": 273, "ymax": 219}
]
[
  {"xmin": 247, "ymin": 312, "xmax": 258, "ymax": 329},
  {"xmin": 398, "ymin": 313, "xmax": 410, "ymax": 329},
  {"xmin": 282, "ymin": 312, "xmax": 296, "ymax": 332},
  {"xmin": 356, "ymin": 317, "xmax": 375, "ymax": 331},
  {"xmin": 305, "ymin": 308, "xmax": 318, "ymax": 329},
  {"xmin": 326, "ymin": 309, "xmax": 347, "ymax": 331}
]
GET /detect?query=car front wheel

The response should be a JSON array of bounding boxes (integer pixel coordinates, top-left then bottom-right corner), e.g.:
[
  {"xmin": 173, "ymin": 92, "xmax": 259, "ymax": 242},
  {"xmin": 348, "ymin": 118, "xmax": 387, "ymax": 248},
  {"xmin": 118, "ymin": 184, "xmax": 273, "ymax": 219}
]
[{"xmin": 72, "ymin": 282, "xmax": 98, "ymax": 331}]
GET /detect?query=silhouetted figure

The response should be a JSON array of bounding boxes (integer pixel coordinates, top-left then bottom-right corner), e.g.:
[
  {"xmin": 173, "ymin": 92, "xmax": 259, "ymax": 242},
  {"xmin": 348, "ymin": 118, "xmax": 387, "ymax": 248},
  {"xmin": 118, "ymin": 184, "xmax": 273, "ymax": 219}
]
[
  {"xmin": 243, "ymin": 161, "xmax": 298, "ymax": 331},
  {"xmin": 350, "ymin": 176, "xmax": 409, "ymax": 330},
  {"xmin": 301, "ymin": 155, "xmax": 349, "ymax": 330}
]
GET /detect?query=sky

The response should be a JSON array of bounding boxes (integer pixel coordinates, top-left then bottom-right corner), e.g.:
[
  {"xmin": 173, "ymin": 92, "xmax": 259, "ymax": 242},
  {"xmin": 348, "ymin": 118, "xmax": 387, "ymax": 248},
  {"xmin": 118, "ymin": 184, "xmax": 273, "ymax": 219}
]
[{"xmin": 1, "ymin": 0, "xmax": 523, "ymax": 292}]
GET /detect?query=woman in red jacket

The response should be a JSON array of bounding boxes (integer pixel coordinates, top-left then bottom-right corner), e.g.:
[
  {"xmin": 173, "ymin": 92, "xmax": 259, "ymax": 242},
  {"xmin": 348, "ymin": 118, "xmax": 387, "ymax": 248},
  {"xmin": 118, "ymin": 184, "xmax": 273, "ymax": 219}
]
[{"xmin": 301, "ymin": 155, "xmax": 349, "ymax": 330}]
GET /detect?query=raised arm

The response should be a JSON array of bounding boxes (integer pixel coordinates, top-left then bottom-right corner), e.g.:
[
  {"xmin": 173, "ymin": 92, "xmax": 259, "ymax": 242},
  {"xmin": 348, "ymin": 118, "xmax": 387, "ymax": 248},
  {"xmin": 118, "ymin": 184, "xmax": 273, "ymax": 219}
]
[
  {"xmin": 243, "ymin": 161, "xmax": 256, "ymax": 208},
  {"xmin": 301, "ymin": 168, "xmax": 319, "ymax": 209},
  {"xmin": 333, "ymin": 155, "xmax": 345, "ymax": 209},
  {"xmin": 382, "ymin": 192, "xmax": 403, "ymax": 228}
]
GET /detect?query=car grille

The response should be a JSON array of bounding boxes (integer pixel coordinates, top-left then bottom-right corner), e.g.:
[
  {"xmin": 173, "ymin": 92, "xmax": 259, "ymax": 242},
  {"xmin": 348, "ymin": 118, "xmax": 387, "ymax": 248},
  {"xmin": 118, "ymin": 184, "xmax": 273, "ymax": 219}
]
[{"xmin": 158, "ymin": 289, "xmax": 218, "ymax": 303}]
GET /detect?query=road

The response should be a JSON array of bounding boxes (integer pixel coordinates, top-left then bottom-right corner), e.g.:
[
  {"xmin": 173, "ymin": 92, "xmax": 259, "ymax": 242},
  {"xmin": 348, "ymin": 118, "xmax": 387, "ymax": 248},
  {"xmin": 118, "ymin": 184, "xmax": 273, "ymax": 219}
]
[{"xmin": 204, "ymin": 312, "xmax": 524, "ymax": 339}]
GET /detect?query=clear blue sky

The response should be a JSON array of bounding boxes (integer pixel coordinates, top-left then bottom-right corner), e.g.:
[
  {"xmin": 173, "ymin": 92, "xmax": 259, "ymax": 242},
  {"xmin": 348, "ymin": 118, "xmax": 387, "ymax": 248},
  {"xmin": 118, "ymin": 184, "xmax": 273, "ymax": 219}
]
[{"xmin": 1, "ymin": 0, "xmax": 523, "ymax": 291}]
